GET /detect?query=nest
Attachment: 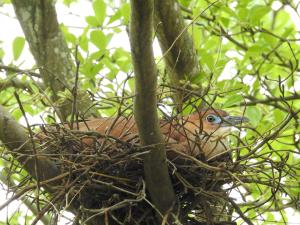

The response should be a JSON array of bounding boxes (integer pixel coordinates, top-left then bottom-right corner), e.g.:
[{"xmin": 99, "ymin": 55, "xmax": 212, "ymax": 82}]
[{"xmin": 37, "ymin": 122, "xmax": 241, "ymax": 225}]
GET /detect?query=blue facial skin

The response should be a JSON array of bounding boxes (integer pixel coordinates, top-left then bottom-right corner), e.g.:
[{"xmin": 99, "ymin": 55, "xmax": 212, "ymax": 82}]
[{"xmin": 206, "ymin": 114, "xmax": 249, "ymax": 127}]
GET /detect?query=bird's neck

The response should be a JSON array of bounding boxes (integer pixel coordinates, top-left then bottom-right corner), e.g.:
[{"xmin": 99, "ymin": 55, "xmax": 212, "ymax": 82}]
[{"xmin": 184, "ymin": 127, "xmax": 231, "ymax": 160}]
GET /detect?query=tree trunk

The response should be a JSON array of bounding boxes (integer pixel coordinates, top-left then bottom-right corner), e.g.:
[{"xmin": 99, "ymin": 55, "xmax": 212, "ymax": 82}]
[{"xmin": 129, "ymin": 0, "xmax": 176, "ymax": 222}]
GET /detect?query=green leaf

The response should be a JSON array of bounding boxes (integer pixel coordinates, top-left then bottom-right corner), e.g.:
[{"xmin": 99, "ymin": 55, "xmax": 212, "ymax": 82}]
[
  {"xmin": 24, "ymin": 105, "xmax": 35, "ymax": 116},
  {"xmin": 237, "ymin": 8, "xmax": 249, "ymax": 22},
  {"xmin": 106, "ymin": 69, "xmax": 118, "ymax": 80},
  {"xmin": 108, "ymin": 8, "xmax": 122, "ymax": 24},
  {"xmin": 11, "ymin": 108, "xmax": 22, "ymax": 121},
  {"xmin": 93, "ymin": 0, "xmax": 106, "ymax": 26},
  {"xmin": 249, "ymin": 5, "xmax": 270, "ymax": 25},
  {"xmin": 108, "ymin": 3, "xmax": 130, "ymax": 25},
  {"xmin": 12, "ymin": 37, "xmax": 25, "ymax": 60},
  {"xmin": 60, "ymin": 25, "xmax": 76, "ymax": 44},
  {"xmin": 29, "ymin": 80, "xmax": 40, "ymax": 94},
  {"xmin": 219, "ymin": 16, "xmax": 230, "ymax": 27},
  {"xmin": 120, "ymin": 3, "xmax": 130, "ymax": 24},
  {"xmin": 192, "ymin": 27, "xmax": 202, "ymax": 48},
  {"xmin": 80, "ymin": 61, "xmax": 103, "ymax": 79},
  {"xmin": 63, "ymin": 0, "xmax": 77, "ymax": 6},
  {"xmin": 199, "ymin": 51, "xmax": 214, "ymax": 70},
  {"xmin": 245, "ymin": 106, "xmax": 262, "ymax": 127},
  {"xmin": 275, "ymin": 11, "xmax": 291, "ymax": 30},
  {"xmin": 112, "ymin": 48, "xmax": 131, "ymax": 72},
  {"xmin": 128, "ymin": 78, "xmax": 135, "ymax": 92},
  {"xmin": 79, "ymin": 34, "xmax": 88, "ymax": 52},
  {"xmin": 260, "ymin": 33, "xmax": 277, "ymax": 47},
  {"xmin": 246, "ymin": 43, "xmax": 269, "ymax": 58},
  {"xmin": 273, "ymin": 108, "xmax": 285, "ymax": 124},
  {"xmin": 0, "ymin": 48, "xmax": 4, "ymax": 59},
  {"xmin": 101, "ymin": 107, "xmax": 117, "ymax": 117},
  {"xmin": 180, "ymin": 0, "xmax": 191, "ymax": 7},
  {"xmin": 86, "ymin": 16, "xmax": 99, "ymax": 27},
  {"xmin": 223, "ymin": 94, "xmax": 243, "ymax": 108},
  {"xmin": 90, "ymin": 30, "xmax": 107, "ymax": 50},
  {"xmin": 89, "ymin": 50, "xmax": 105, "ymax": 60}
]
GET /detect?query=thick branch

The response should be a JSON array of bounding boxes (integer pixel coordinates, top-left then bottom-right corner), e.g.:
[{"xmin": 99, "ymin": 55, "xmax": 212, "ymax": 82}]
[
  {"xmin": 154, "ymin": 0, "xmax": 200, "ymax": 106},
  {"xmin": 0, "ymin": 105, "xmax": 60, "ymax": 192},
  {"xmin": 129, "ymin": 0, "xmax": 176, "ymax": 219}
]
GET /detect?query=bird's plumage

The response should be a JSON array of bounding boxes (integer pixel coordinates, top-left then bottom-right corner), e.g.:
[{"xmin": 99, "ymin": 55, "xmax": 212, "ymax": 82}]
[{"xmin": 69, "ymin": 108, "xmax": 248, "ymax": 161}]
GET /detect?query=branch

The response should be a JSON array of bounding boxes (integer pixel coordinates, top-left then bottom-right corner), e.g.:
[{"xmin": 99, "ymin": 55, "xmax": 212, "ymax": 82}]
[
  {"xmin": 154, "ymin": 0, "xmax": 200, "ymax": 108},
  {"xmin": 154, "ymin": 0, "xmax": 200, "ymax": 79},
  {"xmin": 243, "ymin": 94, "xmax": 300, "ymax": 106},
  {"xmin": 226, "ymin": 94, "xmax": 300, "ymax": 109},
  {"xmin": 0, "ymin": 64, "xmax": 41, "ymax": 78},
  {"xmin": 0, "ymin": 105, "xmax": 60, "ymax": 192},
  {"xmin": 0, "ymin": 77, "xmax": 44, "ymax": 92},
  {"xmin": 0, "ymin": 172, "xmax": 51, "ymax": 225},
  {"xmin": 129, "ymin": 0, "xmax": 176, "ymax": 220}
]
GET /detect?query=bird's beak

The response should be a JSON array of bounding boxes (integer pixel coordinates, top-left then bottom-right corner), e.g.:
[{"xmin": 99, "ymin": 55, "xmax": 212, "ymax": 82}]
[{"xmin": 222, "ymin": 115, "xmax": 249, "ymax": 127}]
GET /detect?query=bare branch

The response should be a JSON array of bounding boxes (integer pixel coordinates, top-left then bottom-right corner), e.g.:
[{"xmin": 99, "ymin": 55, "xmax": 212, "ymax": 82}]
[
  {"xmin": 0, "ymin": 77, "xmax": 44, "ymax": 92},
  {"xmin": 0, "ymin": 64, "xmax": 41, "ymax": 78},
  {"xmin": 0, "ymin": 172, "xmax": 51, "ymax": 225}
]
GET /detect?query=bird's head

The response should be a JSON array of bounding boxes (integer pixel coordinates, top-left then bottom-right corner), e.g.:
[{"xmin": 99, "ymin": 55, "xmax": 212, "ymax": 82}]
[{"xmin": 184, "ymin": 108, "xmax": 249, "ymax": 138}]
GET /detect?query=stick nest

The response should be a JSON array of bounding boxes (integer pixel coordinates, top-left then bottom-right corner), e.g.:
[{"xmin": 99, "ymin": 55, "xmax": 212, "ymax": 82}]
[{"xmin": 36, "ymin": 121, "xmax": 241, "ymax": 225}]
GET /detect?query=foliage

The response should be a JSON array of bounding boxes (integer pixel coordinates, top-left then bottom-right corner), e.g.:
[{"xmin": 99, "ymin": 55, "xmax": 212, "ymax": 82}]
[{"xmin": 0, "ymin": 0, "xmax": 299, "ymax": 224}]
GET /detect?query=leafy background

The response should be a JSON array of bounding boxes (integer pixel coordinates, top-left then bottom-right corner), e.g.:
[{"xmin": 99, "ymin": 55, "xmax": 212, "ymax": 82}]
[{"xmin": 0, "ymin": 0, "xmax": 300, "ymax": 224}]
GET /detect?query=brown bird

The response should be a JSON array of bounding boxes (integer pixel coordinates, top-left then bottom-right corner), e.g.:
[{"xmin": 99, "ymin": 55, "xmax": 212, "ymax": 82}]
[{"xmin": 71, "ymin": 108, "xmax": 248, "ymax": 161}]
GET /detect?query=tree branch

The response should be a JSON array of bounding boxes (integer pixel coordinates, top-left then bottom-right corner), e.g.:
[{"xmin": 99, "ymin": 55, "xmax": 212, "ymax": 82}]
[
  {"xmin": 0, "ymin": 77, "xmax": 44, "ymax": 92},
  {"xmin": 0, "ymin": 172, "xmax": 51, "ymax": 225},
  {"xmin": 243, "ymin": 94, "xmax": 300, "ymax": 106},
  {"xmin": 0, "ymin": 105, "xmax": 60, "ymax": 192},
  {"xmin": 154, "ymin": 0, "xmax": 200, "ymax": 108},
  {"xmin": 0, "ymin": 64, "xmax": 41, "ymax": 78},
  {"xmin": 129, "ymin": 0, "xmax": 176, "ymax": 220}
]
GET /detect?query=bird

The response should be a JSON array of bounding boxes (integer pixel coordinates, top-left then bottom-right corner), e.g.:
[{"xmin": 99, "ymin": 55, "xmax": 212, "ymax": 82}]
[{"xmin": 70, "ymin": 108, "xmax": 248, "ymax": 161}]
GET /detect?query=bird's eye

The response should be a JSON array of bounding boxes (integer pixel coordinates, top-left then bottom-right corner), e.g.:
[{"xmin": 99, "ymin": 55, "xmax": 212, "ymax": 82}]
[
  {"xmin": 206, "ymin": 114, "xmax": 222, "ymax": 124},
  {"xmin": 206, "ymin": 115, "xmax": 216, "ymax": 122}
]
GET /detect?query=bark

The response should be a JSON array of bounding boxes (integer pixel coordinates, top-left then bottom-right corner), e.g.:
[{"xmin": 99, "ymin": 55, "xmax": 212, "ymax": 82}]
[
  {"xmin": 0, "ymin": 105, "xmax": 60, "ymax": 192},
  {"xmin": 11, "ymin": 0, "xmax": 72, "ymax": 89},
  {"xmin": 154, "ymin": 0, "xmax": 200, "ymax": 108},
  {"xmin": 11, "ymin": 0, "xmax": 73, "ymax": 120},
  {"xmin": 129, "ymin": 0, "xmax": 176, "ymax": 221}
]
